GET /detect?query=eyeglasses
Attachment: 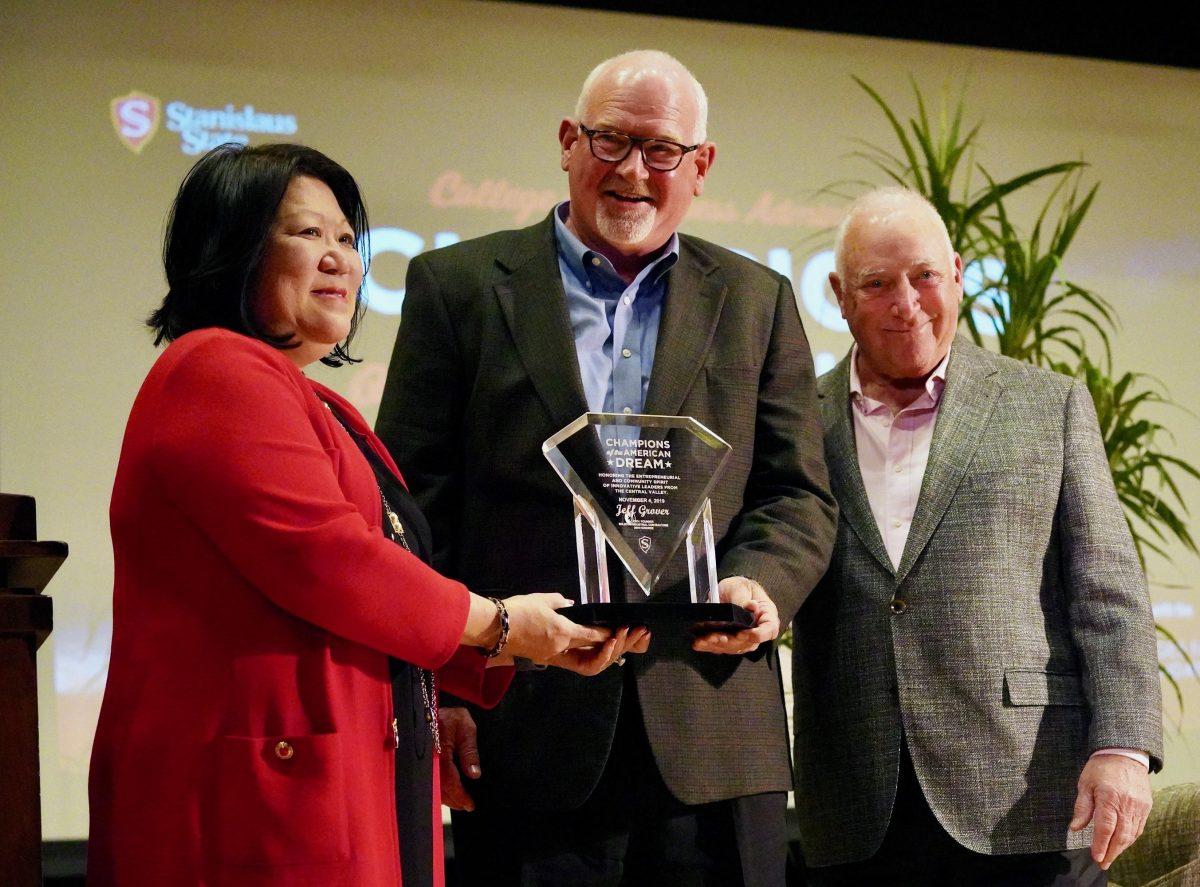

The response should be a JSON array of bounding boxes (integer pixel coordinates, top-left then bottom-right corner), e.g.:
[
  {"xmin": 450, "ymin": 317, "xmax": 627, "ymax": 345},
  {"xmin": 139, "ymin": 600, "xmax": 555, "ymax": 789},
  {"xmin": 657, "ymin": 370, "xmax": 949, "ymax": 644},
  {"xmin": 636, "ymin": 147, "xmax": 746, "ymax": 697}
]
[{"xmin": 578, "ymin": 123, "xmax": 699, "ymax": 172}]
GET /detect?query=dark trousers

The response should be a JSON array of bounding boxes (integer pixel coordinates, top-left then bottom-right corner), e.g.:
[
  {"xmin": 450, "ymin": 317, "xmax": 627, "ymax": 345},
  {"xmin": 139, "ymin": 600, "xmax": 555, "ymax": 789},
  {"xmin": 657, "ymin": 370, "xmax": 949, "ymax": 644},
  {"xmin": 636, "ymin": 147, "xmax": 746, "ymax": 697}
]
[
  {"xmin": 451, "ymin": 680, "xmax": 787, "ymax": 887},
  {"xmin": 805, "ymin": 741, "xmax": 1105, "ymax": 887}
]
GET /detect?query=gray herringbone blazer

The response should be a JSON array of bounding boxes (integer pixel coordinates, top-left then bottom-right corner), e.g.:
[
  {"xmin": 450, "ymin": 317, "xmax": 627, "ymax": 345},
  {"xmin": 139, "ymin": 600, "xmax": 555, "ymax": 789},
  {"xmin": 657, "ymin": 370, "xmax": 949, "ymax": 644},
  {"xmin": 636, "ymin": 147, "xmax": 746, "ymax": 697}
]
[
  {"xmin": 378, "ymin": 213, "xmax": 836, "ymax": 809},
  {"xmin": 792, "ymin": 339, "xmax": 1163, "ymax": 866}
]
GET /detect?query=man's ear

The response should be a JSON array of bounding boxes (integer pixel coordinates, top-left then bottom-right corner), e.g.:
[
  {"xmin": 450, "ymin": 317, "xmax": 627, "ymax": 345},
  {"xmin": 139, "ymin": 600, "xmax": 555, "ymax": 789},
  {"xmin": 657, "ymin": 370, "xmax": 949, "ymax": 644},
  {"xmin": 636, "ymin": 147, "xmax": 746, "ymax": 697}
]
[
  {"xmin": 692, "ymin": 142, "xmax": 715, "ymax": 196},
  {"xmin": 830, "ymin": 272, "xmax": 849, "ymax": 319},
  {"xmin": 559, "ymin": 119, "xmax": 578, "ymax": 172}
]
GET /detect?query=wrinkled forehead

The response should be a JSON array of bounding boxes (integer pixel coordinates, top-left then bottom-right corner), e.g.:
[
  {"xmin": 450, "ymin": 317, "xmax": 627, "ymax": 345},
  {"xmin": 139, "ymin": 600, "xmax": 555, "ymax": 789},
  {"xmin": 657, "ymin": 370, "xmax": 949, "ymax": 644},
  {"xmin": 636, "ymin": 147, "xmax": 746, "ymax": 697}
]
[
  {"xmin": 860, "ymin": 196, "xmax": 945, "ymax": 235},
  {"xmin": 844, "ymin": 205, "xmax": 953, "ymax": 269}
]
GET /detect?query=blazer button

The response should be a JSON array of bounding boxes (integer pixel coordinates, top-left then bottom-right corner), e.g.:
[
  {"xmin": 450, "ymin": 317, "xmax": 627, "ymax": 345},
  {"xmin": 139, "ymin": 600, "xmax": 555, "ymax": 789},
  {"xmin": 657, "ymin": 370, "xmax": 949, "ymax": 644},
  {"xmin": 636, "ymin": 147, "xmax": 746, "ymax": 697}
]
[
  {"xmin": 274, "ymin": 740, "xmax": 295, "ymax": 760},
  {"xmin": 889, "ymin": 597, "xmax": 908, "ymax": 615}
]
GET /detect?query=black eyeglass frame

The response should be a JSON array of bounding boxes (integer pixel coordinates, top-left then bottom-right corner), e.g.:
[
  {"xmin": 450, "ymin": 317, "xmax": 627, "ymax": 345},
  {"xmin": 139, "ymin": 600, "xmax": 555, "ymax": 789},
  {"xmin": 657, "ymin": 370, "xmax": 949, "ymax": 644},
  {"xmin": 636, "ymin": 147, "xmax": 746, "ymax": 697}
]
[{"xmin": 578, "ymin": 123, "xmax": 700, "ymax": 172}]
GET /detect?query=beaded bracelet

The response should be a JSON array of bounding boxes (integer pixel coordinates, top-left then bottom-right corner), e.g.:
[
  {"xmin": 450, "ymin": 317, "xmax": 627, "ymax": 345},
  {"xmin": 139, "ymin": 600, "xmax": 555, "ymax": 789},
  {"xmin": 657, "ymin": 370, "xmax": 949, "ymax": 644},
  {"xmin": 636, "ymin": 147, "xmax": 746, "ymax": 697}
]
[{"xmin": 484, "ymin": 596, "xmax": 510, "ymax": 659}]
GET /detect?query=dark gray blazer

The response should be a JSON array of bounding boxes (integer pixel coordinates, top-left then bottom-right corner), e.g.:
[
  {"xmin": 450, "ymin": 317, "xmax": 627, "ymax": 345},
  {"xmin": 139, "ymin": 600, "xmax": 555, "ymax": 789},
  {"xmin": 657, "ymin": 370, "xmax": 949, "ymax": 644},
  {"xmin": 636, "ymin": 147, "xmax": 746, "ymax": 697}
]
[
  {"xmin": 792, "ymin": 339, "xmax": 1163, "ymax": 865},
  {"xmin": 377, "ymin": 212, "xmax": 836, "ymax": 809}
]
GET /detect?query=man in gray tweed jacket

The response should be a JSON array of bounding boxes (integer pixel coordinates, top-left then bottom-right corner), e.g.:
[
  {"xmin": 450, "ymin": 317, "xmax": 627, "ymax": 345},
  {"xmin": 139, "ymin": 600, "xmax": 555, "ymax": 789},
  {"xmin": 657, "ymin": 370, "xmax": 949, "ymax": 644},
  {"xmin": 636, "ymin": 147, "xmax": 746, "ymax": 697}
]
[{"xmin": 792, "ymin": 187, "xmax": 1162, "ymax": 885}]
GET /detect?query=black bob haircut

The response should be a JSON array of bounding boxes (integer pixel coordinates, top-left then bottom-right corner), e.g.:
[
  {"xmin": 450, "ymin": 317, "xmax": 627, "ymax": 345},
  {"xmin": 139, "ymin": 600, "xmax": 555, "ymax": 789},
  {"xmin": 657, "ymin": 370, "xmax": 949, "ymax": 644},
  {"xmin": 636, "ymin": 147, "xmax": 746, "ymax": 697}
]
[{"xmin": 148, "ymin": 142, "xmax": 370, "ymax": 367}]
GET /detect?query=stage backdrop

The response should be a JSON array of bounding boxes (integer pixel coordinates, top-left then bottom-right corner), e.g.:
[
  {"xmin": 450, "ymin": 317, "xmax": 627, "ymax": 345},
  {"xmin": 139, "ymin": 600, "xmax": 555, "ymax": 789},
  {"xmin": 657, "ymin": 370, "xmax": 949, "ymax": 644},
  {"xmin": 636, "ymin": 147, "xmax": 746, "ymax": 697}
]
[{"xmin": 1, "ymin": 0, "xmax": 1197, "ymax": 841}]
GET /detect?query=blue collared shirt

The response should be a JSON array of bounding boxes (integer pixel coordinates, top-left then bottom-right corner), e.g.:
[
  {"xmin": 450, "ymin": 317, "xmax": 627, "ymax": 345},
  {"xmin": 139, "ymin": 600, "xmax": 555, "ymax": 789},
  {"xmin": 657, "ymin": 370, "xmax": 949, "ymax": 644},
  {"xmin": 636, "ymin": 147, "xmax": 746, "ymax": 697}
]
[{"xmin": 553, "ymin": 202, "xmax": 678, "ymax": 414}]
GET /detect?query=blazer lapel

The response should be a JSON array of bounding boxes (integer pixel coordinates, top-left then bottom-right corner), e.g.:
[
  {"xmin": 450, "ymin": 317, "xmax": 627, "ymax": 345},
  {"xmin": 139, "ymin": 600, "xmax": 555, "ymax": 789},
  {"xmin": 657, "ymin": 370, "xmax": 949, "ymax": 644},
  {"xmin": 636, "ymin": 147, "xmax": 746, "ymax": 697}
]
[
  {"xmin": 894, "ymin": 340, "xmax": 1000, "ymax": 584},
  {"xmin": 492, "ymin": 216, "xmax": 591, "ymax": 435},
  {"xmin": 820, "ymin": 354, "xmax": 895, "ymax": 576},
  {"xmin": 643, "ymin": 239, "xmax": 726, "ymax": 416}
]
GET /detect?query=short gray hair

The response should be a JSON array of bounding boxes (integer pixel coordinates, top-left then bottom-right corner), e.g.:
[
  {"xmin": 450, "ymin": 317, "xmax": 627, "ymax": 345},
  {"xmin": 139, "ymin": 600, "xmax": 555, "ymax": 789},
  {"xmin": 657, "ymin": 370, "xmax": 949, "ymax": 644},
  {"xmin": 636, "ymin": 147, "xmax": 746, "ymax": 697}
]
[
  {"xmin": 833, "ymin": 187, "xmax": 954, "ymax": 281},
  {"xmin": 573, "ymin": 49, "xmax": 709, "ymax": 143}
]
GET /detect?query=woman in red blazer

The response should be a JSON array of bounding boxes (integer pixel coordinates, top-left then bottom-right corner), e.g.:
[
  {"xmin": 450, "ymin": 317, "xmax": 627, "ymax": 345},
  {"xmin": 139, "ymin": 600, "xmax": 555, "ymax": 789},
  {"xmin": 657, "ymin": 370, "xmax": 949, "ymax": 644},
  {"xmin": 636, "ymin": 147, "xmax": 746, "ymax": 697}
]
[{"xmin": 87, "ymin": 143, "xmax": 646, "ymax": 887}]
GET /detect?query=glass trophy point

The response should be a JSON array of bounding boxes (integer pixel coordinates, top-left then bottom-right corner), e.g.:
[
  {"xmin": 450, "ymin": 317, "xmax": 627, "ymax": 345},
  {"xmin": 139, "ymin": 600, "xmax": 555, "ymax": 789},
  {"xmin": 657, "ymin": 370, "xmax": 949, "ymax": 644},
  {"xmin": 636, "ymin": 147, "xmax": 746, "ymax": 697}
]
[{"xmin": 543, "ymin": 413, "xmax": 733, "ymax": 606}]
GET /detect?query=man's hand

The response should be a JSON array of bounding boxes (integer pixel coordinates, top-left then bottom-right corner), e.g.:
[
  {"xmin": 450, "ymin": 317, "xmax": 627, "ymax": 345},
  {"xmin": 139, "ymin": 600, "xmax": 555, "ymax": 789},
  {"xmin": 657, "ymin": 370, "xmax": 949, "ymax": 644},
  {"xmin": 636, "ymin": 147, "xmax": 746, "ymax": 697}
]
[
  {"xmin": 1069, "ymin": 753, "xmax": 1153, "ymax": 870},
  {"xmin": 438, "ymin": 707, "xmax": 481, "ymax": 811},
  {"xmin": 692, "ymin": 576, "xmax": 780, "ymax": 655},
  {"xmin": 547, "ymin": 626, "xmax": 652, "ymax": 675}
]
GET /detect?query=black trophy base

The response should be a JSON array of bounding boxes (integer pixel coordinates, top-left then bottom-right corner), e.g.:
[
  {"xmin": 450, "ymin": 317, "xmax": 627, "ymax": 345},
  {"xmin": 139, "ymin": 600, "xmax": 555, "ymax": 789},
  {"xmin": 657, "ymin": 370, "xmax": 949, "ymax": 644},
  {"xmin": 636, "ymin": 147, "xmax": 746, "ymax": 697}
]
[{"xmin": 563, "ymin": 602, "xmax": 754, "ymax": 635}]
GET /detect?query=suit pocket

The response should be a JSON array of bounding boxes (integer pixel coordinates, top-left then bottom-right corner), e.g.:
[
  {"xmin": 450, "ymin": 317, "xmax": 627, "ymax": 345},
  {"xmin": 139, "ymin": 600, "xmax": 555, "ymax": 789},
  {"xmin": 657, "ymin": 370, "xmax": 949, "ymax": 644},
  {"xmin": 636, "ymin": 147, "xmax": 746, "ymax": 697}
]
[
  {"xmin": 211, "ymin": 732, "xmax": 351, "ymax": 867},
  {"xmin": 1004, "ymin": 668, "xmax": 1084, "ymax": 707},
  {"xmin": 965, "ymin": 468, "xmax": 1051, "ymax": 493}
]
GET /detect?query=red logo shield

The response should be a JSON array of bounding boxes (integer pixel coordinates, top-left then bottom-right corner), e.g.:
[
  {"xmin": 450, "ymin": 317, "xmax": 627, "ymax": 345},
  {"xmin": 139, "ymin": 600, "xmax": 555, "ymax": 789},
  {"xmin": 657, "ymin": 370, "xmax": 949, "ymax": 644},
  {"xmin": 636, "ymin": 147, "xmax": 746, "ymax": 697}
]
[{"xmin": 110, "ymin": 91, "xmax": 161, "ymax": 154}]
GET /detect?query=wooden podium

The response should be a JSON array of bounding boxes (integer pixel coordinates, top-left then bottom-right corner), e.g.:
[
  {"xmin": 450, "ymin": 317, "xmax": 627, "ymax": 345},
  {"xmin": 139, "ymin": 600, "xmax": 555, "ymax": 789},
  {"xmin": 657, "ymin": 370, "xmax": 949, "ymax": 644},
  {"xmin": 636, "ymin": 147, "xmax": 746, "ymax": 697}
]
[{"xmin": 0, "ymin": 494, "xmax": 65, "ymax": 886}]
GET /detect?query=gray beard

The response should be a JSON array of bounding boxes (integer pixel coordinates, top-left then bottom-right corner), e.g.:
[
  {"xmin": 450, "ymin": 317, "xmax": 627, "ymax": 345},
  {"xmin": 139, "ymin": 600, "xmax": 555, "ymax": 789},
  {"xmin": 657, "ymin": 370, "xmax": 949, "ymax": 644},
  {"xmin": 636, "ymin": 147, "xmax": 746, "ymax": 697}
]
[{"xmin": 596, "ymin": 203, "xmax": 656, "ymax": 247}]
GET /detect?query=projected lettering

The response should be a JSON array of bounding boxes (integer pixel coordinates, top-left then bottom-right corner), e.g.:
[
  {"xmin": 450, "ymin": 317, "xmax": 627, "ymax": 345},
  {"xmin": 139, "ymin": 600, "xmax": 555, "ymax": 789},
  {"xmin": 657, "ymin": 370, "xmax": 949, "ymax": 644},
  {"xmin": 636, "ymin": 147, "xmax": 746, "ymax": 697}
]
[
  {"xmin": 362, "ymin": 225, "xmax": 1001, "ymax": 376},
  {"xmin": 963, "ymin": 257, "xmax": 1009, "ymax": 334},
  {"xmin": 429, "ymin": 171, "xmax": 558, "ymax": 225},
  {"xmin": 362, "ymin": 228, "xmax": 461, "ymax": 316},
  {"xmin": 367, "ymin": 176, "xmax": 1002, "ymax": 362},
  {"xmin": 425, "ymin": 171, "xmax": 843, "ymax": 231},
  {"xmin": 166, "ymin": 102, "xmax": 299, "ymax": 155},
  {"xmin": 109, "ymin": 91, "xmax": 299, "ymax": 156}
]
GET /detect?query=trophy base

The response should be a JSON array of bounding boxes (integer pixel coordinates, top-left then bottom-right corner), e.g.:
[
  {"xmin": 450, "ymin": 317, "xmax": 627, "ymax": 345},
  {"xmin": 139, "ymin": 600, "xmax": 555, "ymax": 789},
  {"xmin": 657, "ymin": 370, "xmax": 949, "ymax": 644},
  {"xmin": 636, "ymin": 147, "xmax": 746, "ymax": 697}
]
[{"xmin": 563, "ymin": 602, "xmax": 754, "ymax": 635}]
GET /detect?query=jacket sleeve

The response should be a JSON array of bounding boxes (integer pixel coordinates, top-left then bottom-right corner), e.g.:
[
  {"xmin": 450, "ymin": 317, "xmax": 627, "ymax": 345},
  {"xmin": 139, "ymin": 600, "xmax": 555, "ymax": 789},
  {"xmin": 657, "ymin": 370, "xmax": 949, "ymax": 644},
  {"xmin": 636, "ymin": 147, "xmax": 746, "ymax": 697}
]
[
  {"xmin": 438, "ymin": 648, "xmax": 514, "ymax": 709},
  {"xmin": 1059, "ymin": 379, "xmax": 1164, "ymax": 770},
  {"xmin": 717, "ymin": 275, "xmax": 839, "ymax": 625},
  {"xmin": 148, "ymin": 334, "xmax": 470, "ymax": 671}
]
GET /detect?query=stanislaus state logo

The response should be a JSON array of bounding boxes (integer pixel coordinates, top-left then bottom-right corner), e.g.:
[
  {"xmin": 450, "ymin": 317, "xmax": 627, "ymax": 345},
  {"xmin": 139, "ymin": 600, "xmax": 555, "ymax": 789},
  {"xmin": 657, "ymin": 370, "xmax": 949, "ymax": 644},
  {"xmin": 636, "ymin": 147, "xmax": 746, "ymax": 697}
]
[{"xmin": 111, "ymin": 91, "xmax": 160, "ymax": 153}]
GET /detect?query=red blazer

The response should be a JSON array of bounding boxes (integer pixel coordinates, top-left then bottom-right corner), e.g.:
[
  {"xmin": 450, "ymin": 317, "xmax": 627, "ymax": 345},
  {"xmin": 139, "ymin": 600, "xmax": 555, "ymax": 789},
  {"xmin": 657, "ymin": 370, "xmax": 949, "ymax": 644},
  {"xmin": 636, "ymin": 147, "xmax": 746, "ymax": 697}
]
[{"xmin": 88, "ymin": 329, "xmax": 510, "ymax": 886}]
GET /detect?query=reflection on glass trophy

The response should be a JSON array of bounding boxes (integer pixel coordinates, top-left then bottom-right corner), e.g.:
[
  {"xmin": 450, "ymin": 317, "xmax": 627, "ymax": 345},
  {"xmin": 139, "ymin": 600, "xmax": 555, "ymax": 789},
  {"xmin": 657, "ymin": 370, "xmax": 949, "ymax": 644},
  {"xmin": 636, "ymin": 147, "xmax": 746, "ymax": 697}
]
[{"xmin": 543, "ymin": 412, "xmax": 752, "ymax": 631}]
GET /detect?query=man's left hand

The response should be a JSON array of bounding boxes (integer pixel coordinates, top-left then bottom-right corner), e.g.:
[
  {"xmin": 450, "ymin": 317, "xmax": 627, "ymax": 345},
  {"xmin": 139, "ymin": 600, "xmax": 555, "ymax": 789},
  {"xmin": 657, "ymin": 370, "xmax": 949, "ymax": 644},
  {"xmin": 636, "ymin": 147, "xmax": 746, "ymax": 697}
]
[
  {"xmin": 438, "ymin": 707, "xmax": 481, "ymax": 811},
  {"xmin": 692, "ymin": 576, "xmax": 779, "ymax": 655},
  {"xmin": 547, "ymin": 626, "xmax": 651, "ymax": 675},
  {"xmin": 1069, "ymin": 753, "xmax": 1153, "ymax": 870}
]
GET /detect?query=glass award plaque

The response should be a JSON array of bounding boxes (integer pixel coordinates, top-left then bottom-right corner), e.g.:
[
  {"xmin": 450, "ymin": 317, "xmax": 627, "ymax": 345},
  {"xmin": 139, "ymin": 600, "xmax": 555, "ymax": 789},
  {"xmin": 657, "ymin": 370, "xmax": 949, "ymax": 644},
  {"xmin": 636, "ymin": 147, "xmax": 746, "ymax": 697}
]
[{"xmin": 542, "ymin": 413, "xmax": 753, "ymax": 633}]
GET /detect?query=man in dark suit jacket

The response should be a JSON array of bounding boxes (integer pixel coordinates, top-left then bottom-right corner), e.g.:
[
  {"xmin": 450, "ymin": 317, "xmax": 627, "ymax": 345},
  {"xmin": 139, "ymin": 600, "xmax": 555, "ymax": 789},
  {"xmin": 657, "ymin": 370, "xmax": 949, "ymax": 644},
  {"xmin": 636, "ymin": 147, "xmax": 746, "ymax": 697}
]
[
  {"xmin": 792, "ymin": 187, "xmax": 1163, "ymax": 885},
  {"xmin": 377, "ymin": 50, "xmax": 836, "ymax": 885}
]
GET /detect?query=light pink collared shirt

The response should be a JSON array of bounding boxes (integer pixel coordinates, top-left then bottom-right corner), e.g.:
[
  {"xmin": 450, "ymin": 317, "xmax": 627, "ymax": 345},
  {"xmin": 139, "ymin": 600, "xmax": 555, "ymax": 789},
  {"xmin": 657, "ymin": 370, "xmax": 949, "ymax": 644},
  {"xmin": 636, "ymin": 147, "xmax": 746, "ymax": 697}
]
[
  {"xmin": 846, "ymin": 344, "xmax": 1149, "ymax": 771},
  {"xmin": 849, "ymin": 344, "xmax": 949, "ymax": 571}
]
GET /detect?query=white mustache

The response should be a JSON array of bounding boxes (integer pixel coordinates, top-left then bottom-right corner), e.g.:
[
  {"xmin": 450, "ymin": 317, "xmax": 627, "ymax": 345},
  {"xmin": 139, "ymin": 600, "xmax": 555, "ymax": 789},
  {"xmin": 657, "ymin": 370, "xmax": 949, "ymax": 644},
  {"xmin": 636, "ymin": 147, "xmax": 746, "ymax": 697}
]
[{"xmin": 601, "ymin": 179, "xmax": 652, "ymax": 200}]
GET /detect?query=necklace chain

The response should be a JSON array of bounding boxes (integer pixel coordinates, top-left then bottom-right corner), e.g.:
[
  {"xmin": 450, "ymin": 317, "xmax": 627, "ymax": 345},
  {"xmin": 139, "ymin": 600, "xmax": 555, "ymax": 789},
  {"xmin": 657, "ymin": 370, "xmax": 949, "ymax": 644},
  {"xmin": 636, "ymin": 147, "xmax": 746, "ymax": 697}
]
[
  {"xmin": 323, "ymin": 399, "xmax": 440, "ymax": 755},
  {"xmin": 379, "ymin": 487, "xmax": 441, "ymax": 756}
]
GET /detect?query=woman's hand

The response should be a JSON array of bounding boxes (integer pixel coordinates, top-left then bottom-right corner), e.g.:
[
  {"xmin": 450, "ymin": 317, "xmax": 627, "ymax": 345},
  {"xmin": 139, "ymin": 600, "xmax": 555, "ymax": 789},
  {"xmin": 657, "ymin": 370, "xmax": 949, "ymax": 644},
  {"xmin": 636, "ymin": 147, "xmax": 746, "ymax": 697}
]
[
  {"xmin": 502, "ymin": 592, "xmax": 612, "ymax": 663},
  {"xmin": 547, "ymin": 626, "xmax": 652, "ymax": 675}
]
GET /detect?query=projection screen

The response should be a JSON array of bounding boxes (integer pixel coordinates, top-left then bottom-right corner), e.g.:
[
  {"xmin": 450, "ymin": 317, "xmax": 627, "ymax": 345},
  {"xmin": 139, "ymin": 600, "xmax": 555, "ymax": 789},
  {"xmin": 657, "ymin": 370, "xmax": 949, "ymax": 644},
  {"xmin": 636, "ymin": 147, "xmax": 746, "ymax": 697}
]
[{"xmin": 1, "ymin": 0, "xmax": 1197, "ymax": 841}]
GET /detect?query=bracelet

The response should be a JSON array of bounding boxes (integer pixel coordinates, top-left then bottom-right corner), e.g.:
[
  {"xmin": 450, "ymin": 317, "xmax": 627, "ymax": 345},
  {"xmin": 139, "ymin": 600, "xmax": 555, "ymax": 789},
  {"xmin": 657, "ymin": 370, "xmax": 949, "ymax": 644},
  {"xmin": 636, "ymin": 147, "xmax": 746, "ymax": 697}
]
[{"xmin": 484, "ymin": 597, "xmax": 510, "ymax": 659}]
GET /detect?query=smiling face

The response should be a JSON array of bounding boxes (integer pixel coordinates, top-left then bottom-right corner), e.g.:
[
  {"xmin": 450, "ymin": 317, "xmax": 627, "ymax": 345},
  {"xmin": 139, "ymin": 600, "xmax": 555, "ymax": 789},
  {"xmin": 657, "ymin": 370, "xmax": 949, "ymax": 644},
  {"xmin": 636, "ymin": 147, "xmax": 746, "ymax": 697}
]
[
  {"xmin": 254, "ymin": 175, "xmax": 363, "ymax": 368},
  {"xmin": 831, "ymin": 199, "xmax": 963, "ymax": 388},
  {"xmin": 559, "ymin": 63, "xmax": 713, "ymax": 269}
]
